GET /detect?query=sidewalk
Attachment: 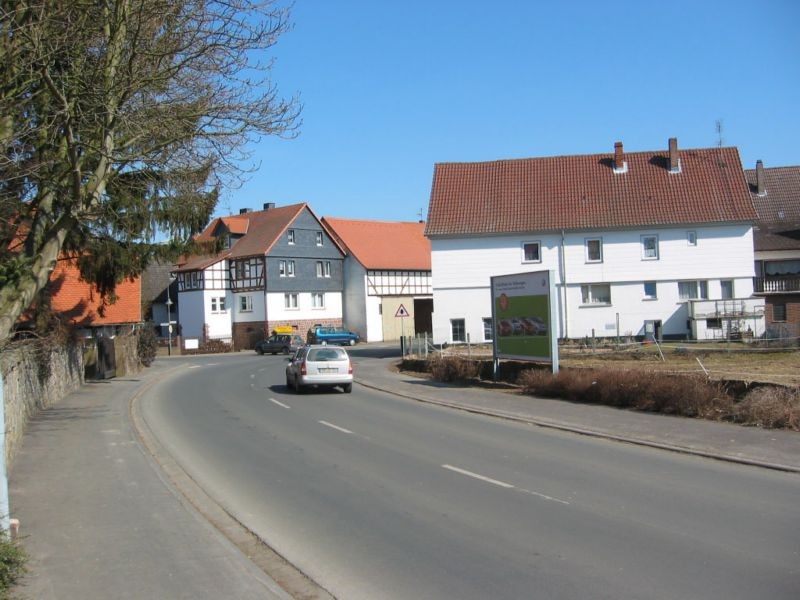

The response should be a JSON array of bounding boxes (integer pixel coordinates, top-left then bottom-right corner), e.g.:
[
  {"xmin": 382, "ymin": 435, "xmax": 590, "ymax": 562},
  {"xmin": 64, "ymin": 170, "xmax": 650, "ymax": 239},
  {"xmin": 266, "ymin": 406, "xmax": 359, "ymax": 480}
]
[
  {"xmin": 353, "ymin": 354, "xmax": 800, "ymax": 473},
  {"xmin": 8, "ymin": 359, "xmax": 290, "ymax": 600}
]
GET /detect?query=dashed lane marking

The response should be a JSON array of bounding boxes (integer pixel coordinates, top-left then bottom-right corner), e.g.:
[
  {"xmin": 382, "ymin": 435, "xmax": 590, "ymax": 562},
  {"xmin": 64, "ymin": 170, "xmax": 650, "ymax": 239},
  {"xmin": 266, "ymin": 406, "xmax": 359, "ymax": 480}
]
[
  {"xmin": 270, "ymin": 398, "xmax": 291, "ymax": 409},
  {"xmin": 319, "ymin": 420, "xmax": 353, "ymax": 434}
]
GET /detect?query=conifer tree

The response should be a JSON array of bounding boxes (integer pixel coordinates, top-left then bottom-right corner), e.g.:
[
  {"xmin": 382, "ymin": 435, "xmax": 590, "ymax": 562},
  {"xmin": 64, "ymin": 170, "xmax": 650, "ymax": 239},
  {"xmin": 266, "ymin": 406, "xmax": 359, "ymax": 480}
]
[{"xmin": 0, "ymin": 0, "xmax": 299, "ymax": 342}]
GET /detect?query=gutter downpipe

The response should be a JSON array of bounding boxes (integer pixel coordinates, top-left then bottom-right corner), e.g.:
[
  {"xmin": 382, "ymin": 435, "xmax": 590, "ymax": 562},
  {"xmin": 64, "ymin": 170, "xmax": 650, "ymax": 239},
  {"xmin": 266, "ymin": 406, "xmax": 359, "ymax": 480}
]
[{"xmin": 560, "ymin": 229, "xmax": 569, "ymax": 340}]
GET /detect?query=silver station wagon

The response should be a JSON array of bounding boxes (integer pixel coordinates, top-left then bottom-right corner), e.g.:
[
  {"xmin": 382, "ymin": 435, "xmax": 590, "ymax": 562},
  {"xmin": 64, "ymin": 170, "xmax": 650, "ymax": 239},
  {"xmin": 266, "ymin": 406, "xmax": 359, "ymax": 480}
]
[{"xmin": 285, "ymin": 345, "xmax": 353, "ymax": 394}]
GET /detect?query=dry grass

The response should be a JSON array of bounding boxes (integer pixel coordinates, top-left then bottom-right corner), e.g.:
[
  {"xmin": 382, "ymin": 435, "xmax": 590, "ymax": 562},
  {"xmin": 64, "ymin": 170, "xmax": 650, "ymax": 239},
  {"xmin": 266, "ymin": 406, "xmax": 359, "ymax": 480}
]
[{"xmin": 732, "ymin": 386, "xmax": 800, "ymax": 431}]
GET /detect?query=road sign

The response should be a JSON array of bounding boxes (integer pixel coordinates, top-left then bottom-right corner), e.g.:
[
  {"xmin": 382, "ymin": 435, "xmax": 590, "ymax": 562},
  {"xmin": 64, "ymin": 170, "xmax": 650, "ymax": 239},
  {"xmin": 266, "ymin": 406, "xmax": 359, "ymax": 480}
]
[{"xmin": 395, "ymin": 304, "xmax": 410, "ymax": 318}]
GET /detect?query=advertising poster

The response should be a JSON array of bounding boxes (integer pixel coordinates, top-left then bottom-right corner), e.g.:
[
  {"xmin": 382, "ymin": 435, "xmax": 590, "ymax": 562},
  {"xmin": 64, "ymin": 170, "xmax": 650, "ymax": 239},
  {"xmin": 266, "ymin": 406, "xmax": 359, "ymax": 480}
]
[{"xmin": 491, "ymin": 270, "xmax": 558, "ymax": 370}]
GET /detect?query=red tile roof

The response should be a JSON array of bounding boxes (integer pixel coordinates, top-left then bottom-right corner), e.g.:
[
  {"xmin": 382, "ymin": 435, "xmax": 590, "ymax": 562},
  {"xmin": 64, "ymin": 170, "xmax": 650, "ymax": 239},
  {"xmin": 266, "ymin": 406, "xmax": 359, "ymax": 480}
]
[
  {"xmin": 744, "ymin": 164, "xmax": 800, "ymax": 251},
  {"xmin": 177, "ymin": 203, "xmax": 344, "ymax": 272},
  {"xmin": 322, "ymin": 218, "xmax": 431, "ymax": 270},
  {"xmin": 48, "ymin": 259, "xmax": 142, "ymax": 325},
  {"xmin": 425, "ymin": 144, "xmax": 757, "ymax": 237}
]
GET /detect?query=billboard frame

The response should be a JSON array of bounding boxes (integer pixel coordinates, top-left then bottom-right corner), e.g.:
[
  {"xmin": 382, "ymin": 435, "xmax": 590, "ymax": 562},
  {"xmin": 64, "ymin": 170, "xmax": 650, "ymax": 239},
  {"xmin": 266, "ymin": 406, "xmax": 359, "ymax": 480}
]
[{"xmin": 490, "ymin": 269, "xmax": 559, "ymax": 376}]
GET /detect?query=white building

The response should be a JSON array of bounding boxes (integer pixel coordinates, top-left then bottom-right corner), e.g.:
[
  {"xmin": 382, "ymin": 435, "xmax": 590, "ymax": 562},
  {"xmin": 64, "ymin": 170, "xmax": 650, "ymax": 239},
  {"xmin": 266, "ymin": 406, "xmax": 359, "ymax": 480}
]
[
  {"xmin": 425, "ymin": 139, "xmax": 765, "ymax": 344},
  {"xmin": 322, "ymin": 218, "xmax": 432, "ymax": 342}
]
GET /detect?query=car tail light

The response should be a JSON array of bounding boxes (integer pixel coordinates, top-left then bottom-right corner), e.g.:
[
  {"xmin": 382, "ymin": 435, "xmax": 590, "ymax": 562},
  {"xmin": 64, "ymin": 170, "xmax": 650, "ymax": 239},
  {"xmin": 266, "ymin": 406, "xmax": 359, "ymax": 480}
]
[
  {"xmin": 300, "ymin": 360, "xmax": 307, "ymax": 376},
  {"xmin": 347, "ymin": 361, "xmax": 353, "ymax": 375}
]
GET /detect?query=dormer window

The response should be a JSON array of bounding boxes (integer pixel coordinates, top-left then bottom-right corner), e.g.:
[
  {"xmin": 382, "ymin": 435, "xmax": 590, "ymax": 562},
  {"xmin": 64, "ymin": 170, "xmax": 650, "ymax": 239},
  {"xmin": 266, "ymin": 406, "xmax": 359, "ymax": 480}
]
[{"xmin": 287, "ymin": 229, "xmax": 295, "ymax": 244}]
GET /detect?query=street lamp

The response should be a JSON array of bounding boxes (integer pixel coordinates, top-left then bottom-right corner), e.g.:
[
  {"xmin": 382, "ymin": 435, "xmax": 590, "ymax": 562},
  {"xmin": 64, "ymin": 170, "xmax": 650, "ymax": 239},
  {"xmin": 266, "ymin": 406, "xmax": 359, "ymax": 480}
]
[{"xmin": 166, "ymin": 273, "xmax": 176, "ymax": 356}]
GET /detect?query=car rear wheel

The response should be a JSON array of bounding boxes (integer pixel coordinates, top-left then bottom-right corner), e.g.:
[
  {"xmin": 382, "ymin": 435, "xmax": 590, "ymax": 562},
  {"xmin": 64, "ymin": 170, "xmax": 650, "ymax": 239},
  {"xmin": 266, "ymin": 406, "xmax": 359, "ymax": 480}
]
[
  {"xmin": 343, "ymin": 383, "xmax": 353, "ymax": 393},
  {"xmin": 256, "ymin": 347, "xmax": 264, "ymax": 355},
  {"xmin": 282, "ymin": 346, "xmax": 290, "ymax": 354},
  {"xmin": 348, "ymin": 339, "xmax": 355, "ymax": 346}
]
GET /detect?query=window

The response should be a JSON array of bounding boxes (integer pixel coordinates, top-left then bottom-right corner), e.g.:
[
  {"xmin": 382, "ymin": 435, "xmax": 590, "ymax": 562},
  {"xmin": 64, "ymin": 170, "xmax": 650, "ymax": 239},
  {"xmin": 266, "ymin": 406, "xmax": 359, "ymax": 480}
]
[
  {"xmin": 586, "ymin": 238, "xmax": 603, "ymax": 263},
  {"xmin": 687, "ymin": 231, "xmax": 697, "ymax": 246},
  {"xmin": 311, "ymin": 292, "xmax": 325, "ymax": 308},
  {"xmin": 316, "ymin": 231, "xmax": 324, "ymax": 246},
  {"xmin": 706, "ymin": 318, "xmax": 722, "ymax": 329},
  {"xmin": 284, "ymin": 293, "xmax": 298, "ymax": 309},
  {"xmin": 641, "ymin": 235, "xmax": 659, "ymax": 260},
  {"xmin": 483, "ymin": 318, "xmax": 493, "ymax": 341},
  {"xmin": 287, "ymin": 229, "xmax": 295, "ymax": 244},
  {"xmin": 643, "ymin": 281, "xmax": 657, "ymax": 300},
  {"xmin": 211, "ymin": 296, "xmax": 226, "ymax": 313},
  {"xmin": 234, "ymin": 261, "xmax": 251, "ymax": 279},
  {"xmin": 279, "ymin": 260, "xmax": 295, "ymax": 277},
  {"xmin": 316, "ymin": 260, "xmax": 331, "ymax": 278},
  {"xmin": 581, "ymin": 283, "xmax": 611, "ymax": 305},
  {"xmin": 451, "ymin": 318, "xmax": 466, "ymax": 343},
  {"xmin": 521, "ymin": 241, "xmax": 541, "ymax": 263},
  {"xmin": 678, "ymin": 280, "xmax": 708, "ymax": 300},
  {"xmin": 239, "ymin": 295, "xmax": 253, "ymax": 312},
  {"xmin": 721, "ymin": 280, "xmax": 734, "ymax": 299},
  {"xmin": 773, "ymin": 303, "xmax": 787, "ymax": 322}
]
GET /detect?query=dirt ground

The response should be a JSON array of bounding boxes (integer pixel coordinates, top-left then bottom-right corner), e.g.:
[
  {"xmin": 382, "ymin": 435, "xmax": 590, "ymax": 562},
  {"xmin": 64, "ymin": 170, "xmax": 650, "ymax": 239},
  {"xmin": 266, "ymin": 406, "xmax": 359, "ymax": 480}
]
[{"xmin": 443, "ymin": 343, "xmax": 800, "ymax": 387}]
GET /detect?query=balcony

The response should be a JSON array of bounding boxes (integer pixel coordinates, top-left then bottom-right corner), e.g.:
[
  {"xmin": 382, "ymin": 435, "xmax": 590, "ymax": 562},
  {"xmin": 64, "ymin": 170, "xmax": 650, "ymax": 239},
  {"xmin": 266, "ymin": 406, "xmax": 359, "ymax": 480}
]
[{"xmin": 753, "ymin": 276, "xmax": 800, "ymax": 294}]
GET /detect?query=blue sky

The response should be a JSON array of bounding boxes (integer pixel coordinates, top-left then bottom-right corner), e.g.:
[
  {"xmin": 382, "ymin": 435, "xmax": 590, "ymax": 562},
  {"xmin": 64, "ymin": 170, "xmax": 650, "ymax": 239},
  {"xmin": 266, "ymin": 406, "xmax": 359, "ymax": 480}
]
[{"xmin": 217, "ymin": 0, "xmax": 800, "ymax": 222}]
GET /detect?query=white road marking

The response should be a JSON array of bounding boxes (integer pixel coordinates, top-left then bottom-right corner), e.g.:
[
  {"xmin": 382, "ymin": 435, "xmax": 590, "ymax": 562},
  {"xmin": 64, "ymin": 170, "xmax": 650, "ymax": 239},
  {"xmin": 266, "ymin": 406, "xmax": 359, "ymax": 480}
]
[
  {"xmin": 442, "ymin": 464, "xmax": 570, "ymax": 505},
  {"xmin": 519, "ymin": 488, "xmax": 571, "ymax": 505},
  {"xmin": 250, "ymin": 374, "xmax": 255, "ymax": 378},
  {"xmin": 319, "ymin": 420, "xmax": 353, "ymax": 434},
  {"xmin": 441, "ymin": 464, "xmax": 514, "ymax": 488},
  {"xmin": 188, "ymin": 365, "xmax": 201, "ymax": 369},
  {"xmin": 270, "ymin": 398, "xmax": 291, "ymax": 409}
]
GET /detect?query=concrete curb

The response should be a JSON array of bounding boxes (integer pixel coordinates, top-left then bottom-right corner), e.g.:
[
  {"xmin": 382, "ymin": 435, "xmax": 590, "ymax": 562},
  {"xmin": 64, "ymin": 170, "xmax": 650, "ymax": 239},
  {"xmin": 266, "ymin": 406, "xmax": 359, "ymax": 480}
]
[
  {"xmin": 129, "ymin": 366, "xmax": 335, "ymax": 600},
  {"xmin": 355, "ymin": 378, "xmax": 800, "ymax": 475}
]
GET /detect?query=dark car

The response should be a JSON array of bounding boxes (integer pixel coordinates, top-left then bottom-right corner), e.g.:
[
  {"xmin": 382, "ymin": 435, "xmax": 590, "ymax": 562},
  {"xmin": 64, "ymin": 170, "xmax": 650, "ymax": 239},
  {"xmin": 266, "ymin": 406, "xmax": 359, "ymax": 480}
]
[
  {"xmin": 255, "ymin": 334, "xmax": 305, "ymax": 355},
  {"xmin": 307, "ymin": 326, "xmax": 360, "ymax": 346}
]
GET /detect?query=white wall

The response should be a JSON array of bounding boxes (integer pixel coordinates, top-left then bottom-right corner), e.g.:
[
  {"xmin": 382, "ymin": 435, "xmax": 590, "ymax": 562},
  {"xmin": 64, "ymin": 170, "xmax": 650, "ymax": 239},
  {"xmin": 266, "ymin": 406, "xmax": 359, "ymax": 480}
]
[
  {"xmin": 366, "ymin": 294, "xmax": 384, "ymax": 342},
  {"xmin": 177, "ymin": 291, "xmax": 205, "ymax": 339},
  {"xmin": 232, "ymin": 290, "xmax": 267, "ymax": 323},
  {"xmin": 342, "ymin": 258, "xmax": 368, "ymax": 338},
  {"xmin": 431, "ymin": 224, "xmax": 757, "ymax": 343},
  {"xmin": 204, "ymin": 289, "xmax": 232, "ymax": 339},
  {"xmin": 266, "ymin": 291, "xmax": 343, "ymax": 322}
]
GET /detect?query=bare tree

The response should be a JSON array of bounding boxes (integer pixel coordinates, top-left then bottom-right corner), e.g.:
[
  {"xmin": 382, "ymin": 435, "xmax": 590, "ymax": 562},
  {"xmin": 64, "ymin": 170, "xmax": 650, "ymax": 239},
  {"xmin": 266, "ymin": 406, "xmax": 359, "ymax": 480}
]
[{"xmin": 0, "ymin": 0, "xmax": 300, "ymax": 343}]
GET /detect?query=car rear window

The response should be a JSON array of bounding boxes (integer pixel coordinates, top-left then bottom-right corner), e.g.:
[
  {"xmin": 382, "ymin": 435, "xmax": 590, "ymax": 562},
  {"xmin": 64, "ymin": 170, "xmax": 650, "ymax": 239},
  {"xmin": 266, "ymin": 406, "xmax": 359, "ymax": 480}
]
[{"xmin": 308, "ymin": 348, "xmax": 347, "ymax": 361}]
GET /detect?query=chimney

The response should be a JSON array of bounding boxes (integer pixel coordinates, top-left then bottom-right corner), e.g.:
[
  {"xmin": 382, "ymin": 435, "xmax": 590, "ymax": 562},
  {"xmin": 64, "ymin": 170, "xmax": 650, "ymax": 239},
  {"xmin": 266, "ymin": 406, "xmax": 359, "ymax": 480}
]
[
  {"xmin": 613, "ymin": 141, "xmax": 627, "ymax": 173},
  {"xmin": 756, "ymin": 160, "xmax": 766, "ymax": 196},
  {"xmin": 263, "ymin": 202, "xmax": 276, "ymax": 210},
  {"xmin": 239, "ymin": 208, "xmax": 251, "ymax": 214},
  {"xmin": 668, "ymin": 137, "xmax": 681, "ymax": 173}
]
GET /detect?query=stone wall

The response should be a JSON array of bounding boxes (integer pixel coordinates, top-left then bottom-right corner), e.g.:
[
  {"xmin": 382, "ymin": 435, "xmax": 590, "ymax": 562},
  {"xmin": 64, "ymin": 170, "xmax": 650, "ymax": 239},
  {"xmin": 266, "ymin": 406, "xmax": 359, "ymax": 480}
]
[{"xmin": 1, "ymin": 341, "xmax": 84, "ymax": 471}]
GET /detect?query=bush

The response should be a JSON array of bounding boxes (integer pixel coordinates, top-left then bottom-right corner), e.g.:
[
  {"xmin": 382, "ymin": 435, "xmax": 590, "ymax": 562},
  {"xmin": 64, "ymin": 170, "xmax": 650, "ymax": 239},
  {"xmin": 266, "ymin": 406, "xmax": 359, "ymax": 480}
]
[
  {"xmin": 428, "ymin": 356, "xmax": 481, "ymax": 383},
  {"xmin": 517, "ymin": 367, "xmax": 734, "ymax": 420},
  {"xmin": 732, "ymin": 386, "xmax": 800, "ymax": 430},
  {"xmin": 137, "ymin": 326, "xmax": 158, "ymax": 367},
  {"xmin": 0, "ymin": 530, "xmax": 27, "ymax": 595}
]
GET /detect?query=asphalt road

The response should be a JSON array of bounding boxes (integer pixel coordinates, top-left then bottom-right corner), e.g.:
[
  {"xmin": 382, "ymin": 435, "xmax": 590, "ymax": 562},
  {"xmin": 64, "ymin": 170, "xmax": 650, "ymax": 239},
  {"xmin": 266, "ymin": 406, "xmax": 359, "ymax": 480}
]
[{"xmin": 141, "ymin": 354, "xmax": 800, "ymax": 600}]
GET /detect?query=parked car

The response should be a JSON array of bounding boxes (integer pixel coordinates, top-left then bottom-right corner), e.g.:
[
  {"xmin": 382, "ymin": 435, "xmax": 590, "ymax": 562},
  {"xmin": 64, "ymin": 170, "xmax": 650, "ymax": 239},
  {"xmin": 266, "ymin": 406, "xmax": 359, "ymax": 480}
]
[
  {"xmin": 285, "ymin": 345, "xmax": 353, "ymax": 393},
  {"xmin": 255, "ymin": 334, "xmax": 305, "ymax": 355},
  {"xmin": 307, "ymin": 325, "xmax": 360, "ymax": 346}
]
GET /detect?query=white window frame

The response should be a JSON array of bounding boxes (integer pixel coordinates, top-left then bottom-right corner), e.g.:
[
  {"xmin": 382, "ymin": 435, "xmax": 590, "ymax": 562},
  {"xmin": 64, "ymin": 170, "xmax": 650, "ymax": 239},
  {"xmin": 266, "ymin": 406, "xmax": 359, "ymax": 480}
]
[
  {"xmin": 316, "ymin": 260, "xmax": 331, "ymax": 278},
  {"xmin": 720, "ymin": 280, "xmax": 734, "ymax": 299},
  {"xmin": 284, "ymin": 293, "xmax": 298, "ymax": 309},
  {"xmin": 316, "ymin": 231, "xmax": 324, "ymax": 246},
  {"xmin": 581, "ymin": 283, "xmax": 611, "ymax": 305},
  {"xmin": 641, "ymin": 234, "xmax": 659, "ymax": 260},
  {"xmin": 482, "ymin": 317, "xmax": 493, "ymax": 341},
  {"xmin": 287, "ymin": 229, "xmax": 295, "ymax": 244},
  {"xmin": 687, "ymin": 231, "xmax": 697, "ymax": 246},
  {"xmin": 311, "ymin": 292, "xmax": 325, "ymax": 308},
  {"xmin": 585, "ymin": 238, "xmax": 603, "ymax": 263},
  {"xmin": 678, "ymin": 280, "xmax": 709, "ymax": 300},
  {"xmin": 643, "ymin": 281, "xmax": 657, "ymax": 300},
  {"xmin": 521, "ymin": 241, "xmax": 541, "ymax": 263},
  {"xmin": 451, "ymin": 318, "xmax": 466, "ymax": 343},
  {"xmin": 239, "ymin": 295, "xmax": 253, "ymax": 312},
  {"xmin": 211, "ymin": 296, "xmax": 226, "ymax": 313}
]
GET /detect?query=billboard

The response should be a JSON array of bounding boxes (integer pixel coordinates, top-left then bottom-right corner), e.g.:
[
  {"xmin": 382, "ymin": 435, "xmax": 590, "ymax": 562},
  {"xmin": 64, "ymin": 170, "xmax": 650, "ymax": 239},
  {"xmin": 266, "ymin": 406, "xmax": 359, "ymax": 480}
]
[{"xmin": 490, "ymin": 270, "xmax": 558, "ymax": 371}]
